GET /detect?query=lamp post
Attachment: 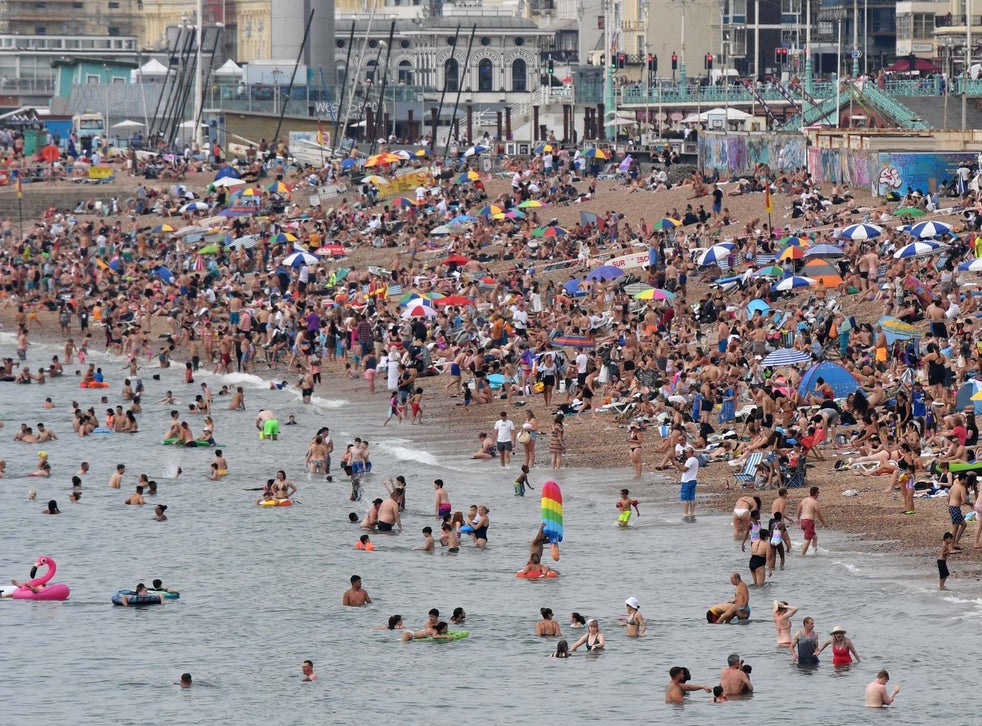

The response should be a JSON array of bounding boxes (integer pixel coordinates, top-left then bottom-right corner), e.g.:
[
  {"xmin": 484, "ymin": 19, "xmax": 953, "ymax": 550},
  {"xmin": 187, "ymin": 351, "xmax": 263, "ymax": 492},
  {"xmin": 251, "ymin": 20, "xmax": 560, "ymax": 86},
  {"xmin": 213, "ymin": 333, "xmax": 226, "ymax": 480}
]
[
  {"xmin": 679, "ymin": 0, "xmax": 688, "ymax": 95},
  {"xmin": 943, "ymin": 35, "xmax": 953, "ymax": 128},
  {"xmin": 832, "ymin": 7, "xmax": 847, "ymax": 127},
  {"xmin": 851, "ymin": 0, "xmax": 860, "ymax": 76},
  {"xmin": 804, "ymin": 0, "xmax": 813, "ymax": 93},
  {"xmin": 964, "ymin": 0, "xmax": 973, "ymax": 132},
  {"xmin": 193, "ymin": 0, "xmax": 204, "ymax": 148}
]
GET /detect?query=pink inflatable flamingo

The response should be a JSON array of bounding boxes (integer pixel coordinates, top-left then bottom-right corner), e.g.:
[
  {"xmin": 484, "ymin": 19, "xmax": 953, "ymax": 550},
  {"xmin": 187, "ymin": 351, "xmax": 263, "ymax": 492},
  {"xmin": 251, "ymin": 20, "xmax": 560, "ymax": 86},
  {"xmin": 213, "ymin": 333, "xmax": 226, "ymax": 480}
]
[{"xmin": 9, "ymin": 556, "xmax": 71, "ymax": 601}]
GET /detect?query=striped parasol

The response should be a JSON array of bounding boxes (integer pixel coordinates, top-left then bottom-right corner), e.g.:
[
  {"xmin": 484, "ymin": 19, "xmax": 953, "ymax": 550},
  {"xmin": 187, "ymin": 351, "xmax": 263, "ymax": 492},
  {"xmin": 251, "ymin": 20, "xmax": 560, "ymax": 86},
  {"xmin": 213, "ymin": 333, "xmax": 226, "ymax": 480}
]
[{"xmin": 761, "ymin": 348, "xmax": 813, "ymax": 367}]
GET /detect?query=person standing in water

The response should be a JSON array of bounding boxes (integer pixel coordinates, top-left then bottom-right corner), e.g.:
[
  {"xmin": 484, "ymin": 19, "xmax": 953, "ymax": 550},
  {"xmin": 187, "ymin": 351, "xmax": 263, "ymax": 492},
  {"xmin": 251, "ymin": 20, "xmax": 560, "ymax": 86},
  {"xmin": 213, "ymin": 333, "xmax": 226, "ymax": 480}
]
[
  {"xmin": 865, "ymin": 670, "xmax": 900, "ymax": 708},
  {"xmin": 772, "ymin": 601, "xmax": 798, "ymax": 647},
  {"xmin": 815, "ymin": 625, "xmax": 861, "ymax": 665},
  {"xmin": 622, "ymin": 596, "xmax": 647, "ymax": 637},
  {"xmin": 790, "ymin": 616, "xmax": 820, "ymax": 665}
]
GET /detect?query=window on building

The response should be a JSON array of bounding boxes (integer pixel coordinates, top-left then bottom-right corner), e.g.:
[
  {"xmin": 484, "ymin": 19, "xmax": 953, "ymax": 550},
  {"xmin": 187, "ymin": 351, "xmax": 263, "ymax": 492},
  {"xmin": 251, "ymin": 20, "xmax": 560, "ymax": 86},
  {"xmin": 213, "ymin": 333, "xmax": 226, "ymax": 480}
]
[
  {"xmin": 398, "ymin": 60, "xmax": 413, "ymax": 85},
  {"xmin": 108, "ymin": 26, "xmax": 120, "ymax": 36},
  {"xmin": 512, "ymin": 58, "xmax": 527, "ymax": 92},
  {"xmin": 729, "ymin": 0, "xmax": 746, "ymax": 23},
  {"xmin": 336, "ymin": 61, "xmax": 347, "ymax": 89},
  {"xmin": 478, "ymin": 58, "xmax": 493, "ymax": 91},
  {"xmin": 896, "ymin": 14, "xmax": 912, "ymax": 39},
  {"xmin": 913, "ymin": 13, "xmax": 932, "ymax": 38},
  {"xmin": 109, "ymin": 1, "xmax": 120, "ymax": 8},
  {"xmin": 35, "ymin": 27, "xmax": 47, "ymax": 35},
  {"xmin": 366, "ymin": 59, "xmax": 378, "ymax": 83},
  {"xmin": 445, "ymin": 59, "xmax": 459, "ymax": 91}
]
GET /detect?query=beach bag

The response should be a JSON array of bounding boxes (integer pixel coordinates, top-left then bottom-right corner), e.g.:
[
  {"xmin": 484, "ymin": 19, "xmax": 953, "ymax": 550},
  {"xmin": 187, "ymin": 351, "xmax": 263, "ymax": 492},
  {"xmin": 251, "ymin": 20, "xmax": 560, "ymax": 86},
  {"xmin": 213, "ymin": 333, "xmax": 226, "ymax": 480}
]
[
  {"xmin": 517, "ymin": 430, "xmax": 531, "ymax": 445},
  {"xmin": 597, "ymin": 364, "xmax": 610, "ymax": 384}
]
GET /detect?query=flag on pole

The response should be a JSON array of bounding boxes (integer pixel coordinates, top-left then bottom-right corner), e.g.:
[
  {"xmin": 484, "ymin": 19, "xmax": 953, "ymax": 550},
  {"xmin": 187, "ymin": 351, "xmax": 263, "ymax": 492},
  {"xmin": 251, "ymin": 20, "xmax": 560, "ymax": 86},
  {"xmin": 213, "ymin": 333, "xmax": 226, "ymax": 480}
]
[
  {"xmin": 14, "ymin": 170, "xmax": 22, "ymax": 199},
  {"xmin": 316, "ymin": 121, "xmax": 325, "ymax": 146},
  {"xmin": 764, "ymin": 184, "xmax": 772, "ymax": 214}
]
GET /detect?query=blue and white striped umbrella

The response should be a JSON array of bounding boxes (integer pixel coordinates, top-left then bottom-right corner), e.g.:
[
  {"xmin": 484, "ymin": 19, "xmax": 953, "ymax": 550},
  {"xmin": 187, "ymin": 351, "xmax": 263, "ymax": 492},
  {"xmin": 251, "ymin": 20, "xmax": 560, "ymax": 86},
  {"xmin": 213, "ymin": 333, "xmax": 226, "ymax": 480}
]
[
  {"xmin": 962, "ymin": 258, "xmax": 982, "ymax": 272},
  {"xmin": 283, "ymin": 250, "xmax": 318, "ymax": 268},
  {"xmin": 696, "ymin": 244, "xmax": 735, "ymax": 266},
  {"xmin": 893, "ymin": 241, "xmax": 943, "ymax": 259},
  {"xmin": 909, "ymin": 221, "xmax": 953, "ymax": 239},
  {"xmin": 761, "ymin": 348, "xmax": 813, "ymax": 367},
  {"xmin": 771, "ymin": 276, "xmax": 817, "ymax": 292},
  {"xmin": 839, "ymin": 223, "xmax": 883, "ymax": 240}
]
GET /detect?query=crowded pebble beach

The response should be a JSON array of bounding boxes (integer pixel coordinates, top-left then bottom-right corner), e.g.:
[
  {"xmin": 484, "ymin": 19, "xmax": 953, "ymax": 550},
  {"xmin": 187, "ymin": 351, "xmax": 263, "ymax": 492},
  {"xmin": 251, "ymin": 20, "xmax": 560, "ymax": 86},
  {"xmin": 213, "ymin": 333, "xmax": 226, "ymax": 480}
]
[{"xmin": 2, "ymin": 146, "xmax": 981, "ymax": 718}]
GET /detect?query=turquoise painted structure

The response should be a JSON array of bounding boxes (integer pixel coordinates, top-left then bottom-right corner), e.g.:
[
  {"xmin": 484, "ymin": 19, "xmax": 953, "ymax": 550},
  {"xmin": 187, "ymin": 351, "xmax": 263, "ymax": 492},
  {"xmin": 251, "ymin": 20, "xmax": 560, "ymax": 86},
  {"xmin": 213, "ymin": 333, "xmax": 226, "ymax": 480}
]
[{"xmin": 53, "ymin": 60, "xmax": 135, "ymax": 99}]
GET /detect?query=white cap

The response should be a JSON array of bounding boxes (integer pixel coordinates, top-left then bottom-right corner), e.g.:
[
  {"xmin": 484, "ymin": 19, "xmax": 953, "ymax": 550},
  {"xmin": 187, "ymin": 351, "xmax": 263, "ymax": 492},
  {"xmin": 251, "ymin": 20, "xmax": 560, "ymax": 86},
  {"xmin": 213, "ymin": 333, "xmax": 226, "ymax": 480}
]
[{"xmin": 625, "ymin": 596, "xmax": 640, "ymax": 609}]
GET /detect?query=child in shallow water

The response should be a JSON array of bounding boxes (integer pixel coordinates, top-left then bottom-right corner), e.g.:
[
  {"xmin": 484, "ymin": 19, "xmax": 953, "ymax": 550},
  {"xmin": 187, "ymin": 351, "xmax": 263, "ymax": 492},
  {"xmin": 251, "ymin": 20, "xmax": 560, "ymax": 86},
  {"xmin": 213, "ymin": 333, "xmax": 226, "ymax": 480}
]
[{"xmin": 550, "ymin": 640, "xmax": 570, "ymax": 658}]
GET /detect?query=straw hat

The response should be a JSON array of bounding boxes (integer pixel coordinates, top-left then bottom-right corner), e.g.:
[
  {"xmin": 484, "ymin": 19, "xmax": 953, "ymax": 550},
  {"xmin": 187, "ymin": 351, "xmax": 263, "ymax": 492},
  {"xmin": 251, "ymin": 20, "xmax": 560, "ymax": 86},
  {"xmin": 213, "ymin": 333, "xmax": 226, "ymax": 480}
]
[{"xmin": 830, "ymin": 625, "xmax": 847, "ymax": 635}]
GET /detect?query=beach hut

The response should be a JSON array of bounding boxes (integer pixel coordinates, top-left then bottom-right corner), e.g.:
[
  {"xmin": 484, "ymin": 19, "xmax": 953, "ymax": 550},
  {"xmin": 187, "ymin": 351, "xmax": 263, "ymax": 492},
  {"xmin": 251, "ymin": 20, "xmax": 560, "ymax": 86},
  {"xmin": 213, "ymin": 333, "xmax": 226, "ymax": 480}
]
[
  {"xmin": 797, "ymin": 361, "xmax": 861, "ymax": 399},
  {"xmin": 955, "ymin": 380, "xmax": 982, "ymax": 413}
]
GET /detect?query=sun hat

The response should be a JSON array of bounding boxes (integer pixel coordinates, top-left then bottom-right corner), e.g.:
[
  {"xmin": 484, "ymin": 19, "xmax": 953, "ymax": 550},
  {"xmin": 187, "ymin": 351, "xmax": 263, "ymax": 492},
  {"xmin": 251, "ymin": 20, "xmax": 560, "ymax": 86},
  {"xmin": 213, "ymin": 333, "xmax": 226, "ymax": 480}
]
[
  {"xmin": 830, "ymin": 625, "xmax": 847, "ymax": 635},
  {"xmin": 625, "ymin": 596, "xmax": 640, "ymax": 609}
]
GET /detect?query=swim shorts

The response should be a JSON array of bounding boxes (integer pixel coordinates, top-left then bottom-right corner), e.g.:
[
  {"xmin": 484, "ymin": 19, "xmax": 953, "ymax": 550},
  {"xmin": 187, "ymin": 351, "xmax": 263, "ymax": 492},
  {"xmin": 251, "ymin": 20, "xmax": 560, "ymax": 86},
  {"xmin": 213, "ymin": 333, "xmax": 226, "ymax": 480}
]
[
  {"xmin": 938, "ymin": 559, "xmax": 950, "ymax": 579},
  {"xmin": 263, "ymin": 419, "xmax": 279, "ymax": 437},
  {"xmin": 438, "ymin": 503, "xmax": 451, "ymax": 516},
  {"xmin": 618, "ymin": 509, "xmax": 632, "ymax": 524},
  {"xmin": 377, "ymin": 521, "xmax": 394, "ymax": 532},
  {"xmin": 949, "ymin": 505, "xmax": 965, "ymax": 525},
  {"xmin": 800, "ymin": 518, "xmax": 816, "ymax": 540},
  {"xmin": 680, "ymin": 480, "xmax": 697, "ymax": 502},
  {"xmin": 497, "ymin": 441, "xmax": 512, "ymax": 452}
]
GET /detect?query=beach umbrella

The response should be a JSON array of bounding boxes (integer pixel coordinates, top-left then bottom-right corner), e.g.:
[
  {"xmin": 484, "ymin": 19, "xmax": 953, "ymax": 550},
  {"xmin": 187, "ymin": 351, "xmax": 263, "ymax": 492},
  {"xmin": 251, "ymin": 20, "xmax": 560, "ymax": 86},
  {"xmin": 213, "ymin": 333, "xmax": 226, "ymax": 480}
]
[
  {"xmin": 339, "ymin": 158, "xmax": 358, "ymax": 170},
  {"xmin": 696, "ymin": 245, "xmax": 733, "ymax": 266},
  {"xmin": 191, "ymin": 255, "xmax": 206, "ymax": 271},
  {"xmin": 414, "ymin": 148, "xmax": 430, "ymax": 157},
  {"xmin": 778, "ymin": 245, "xmax": 806, "ymax": 261},
  {"xmin": 624, "ymin": 283, "xmax": 653, "ymax": 296},
  {"xmin": 533, "ymin": 143, "xmax": 553, "ymax": 154},
  {"xmin": 219, "ymin": 207, "xmax": 255, "ymax": 218},
  {"xmin": 198, "ymin": 243, "xmax": 221, "ymax": 255},
  {"xmin": 753, "ymin": 265, "xmax": 784, "ymax": 277},
  {"xmin": 962, "ymin": 258, "xmax": 982, "ymax": 272},
  {"xmin": 893, "ymin": 241, "xmax": 943, "ymax": 258},
  {"xmin": 802, "ymin": 260, "xmax": 844, "ymax": 287},
  {"xmin": 453, "ymin": 170, "xmax": 482, "ymax": 184},
  {"xmin": 361, "ymin": 175, "xmax": 388, "ymax": 186},
  {"xmin": 877, "ymin": 316, "xmax": 920, "ymax": 340},
  {"xmin": 442, "ymin": 254, "xmax": 471, "ymax": 266},
  {"xmin": 493, "ymin": 209, "xmax": 525, "ymax": 220},
  {"xmin": 229, "ymin": 234, "xmax": 260, "ymax": 249},
  {"xmin": 269, "ymin": 232, "xmax": 298, "ymax": 244},
  {"xmin": 894, "ymin": 207, "xmax": 926, "ymax": 217},
  {"xmin": 238, "ymin": 187, "xmax": 260, "ymax": 198},
  {"xmin": 582, "ymin": 147, "xmax": 608, "ymax": 159},
  {"xmin": 532, "ymin": 225, "xmax": 570, "ymax": 238},
  {"xmin": 315, "ymin": 244, "xmax": 347, "ymax": 257},
  {"xmin": 390, "ymin": 197, "xmax": 419, "ymax": 208},
  {"xmin": 634, "ymin": 287, "xmax": 675, "ymax": 301},
  {"xmin": 586, "ymin": 265, "xmax": 625, "ymax": 282},
  {"xmin": 153, "ymin": 266, "xmax": 175, "ymax": 284},
  {"xmin": 173, "ymin": 224, "xmax": 206, "ymax": 236},
  {"xmin": 179, "ymin": 201, "xmax": 210, "ymax": 214},
  {"xmin": 397, "ymin": 293, "xmax": 434, "ymax": 308},
  {"xmin": 391, "ymin": 150, "xmax": 413, "ymax": 160},
  {"xmin": 747, "ymin": 299, "xmax": 771, "ymax": 317},
  {"xmin": 655, "ymin": 217, "xmax": 682, "ymax": 229},
  {"xmin": 552, "ymin": 335, "xmax": 595, "ymax": 348},
  {"xmin": 213, "ymin": 177, "xmax": 246, "ymax": 188},
  {"xmin": 433, "ymin": 295, "xmax": 474, "ymax": 307},
  {"xmin": 771, "ymin": 276, "xmax": 818, "ymax": 291},
  {"xmin": 761, "ymin": 348, "xmax": 812, "ymax": 367},
  {"xmin": 778, "ymin": 235, "xmax": 811, "ymax": 248},
  {"xmin": 563, "ymin": 279, "xmax": 586, "ymax": 296},
  {"xmin": 266, "ymin": 181, "xmax": 291, "ymax": 194},
  {"xmin": 152, "ymin": 224, "xmax": 176, "ymax": 233},
  {"xmin": 450, "ymin": 214, "xmax": 477, "ymax": 225},
  {"xmin": 464, "ymin": 143, "xmax": 490, "ymax": 157},
  {"xmin": 839, "ymin": 223, "xmax": 883, "ymax": 240},
  {"xmin": 283, "ymin": 250, "xmax": 318, "ymax": 268},
  {"xmin": 518, "ymin": 200, "xmax": 546, "ymax": 208},
  {"xmin": 909, "ymin": 221, "xmax": 954, "ymax": 239},
  {"xmin": 430, "ymin": 225, "xmax": 458, "ymax": 236},
  {"xmin": 475, "ymin": 204, "xmax": 503, "ymax": 217},
  {"xmin": 804, "ymin": 244, "xmax": 846, "ymax": 257},
  {"xmin": 402, "ymin": 304, "xmax": 438, "ymax": 319}
]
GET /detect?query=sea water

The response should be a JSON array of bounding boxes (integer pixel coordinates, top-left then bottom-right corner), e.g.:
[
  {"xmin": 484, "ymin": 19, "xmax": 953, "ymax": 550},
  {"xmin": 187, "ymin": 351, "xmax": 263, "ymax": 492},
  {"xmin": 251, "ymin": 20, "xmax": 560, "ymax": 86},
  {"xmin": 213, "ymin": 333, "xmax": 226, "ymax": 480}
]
[{"xmin": 0, "ymin": 333, "xmax": 979, "ymax": 725}]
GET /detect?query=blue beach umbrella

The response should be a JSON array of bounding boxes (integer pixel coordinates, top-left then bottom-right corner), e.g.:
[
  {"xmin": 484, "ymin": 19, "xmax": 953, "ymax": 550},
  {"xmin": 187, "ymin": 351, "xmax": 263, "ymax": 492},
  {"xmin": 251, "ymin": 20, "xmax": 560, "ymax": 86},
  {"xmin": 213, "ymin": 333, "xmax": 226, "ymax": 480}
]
[
  {"xmin": 761, "ymin": 348, "xmax": 813, "ymax": 367},
  {"xmin": 893, "ymin": 241, "xmax": 943, "ymax": 259},
  {"xmin": 839, "ymin": 223, "xmax": 882, "ymax": 240},
  {"xmin": 805, "ymin": 244, "xmax": 846, "ymax": 257},
  {"xmin": 696, "ymin": 245, "xmax": 734, "ymax": 266},
  {"xmin": 747, "ymin": 299, "xmax": 771, "ymax": 318},
  {"xmin": 771, "ymin": 276, "xmax": 817, "ymax": 292},
  {"xmin": 909, "ymin": 221, "xmax": 953, "ymax": 239},
  {"xmin": 585, "ymin": 265, "xmax": 624, "ymax": 282},
  {"xmin": 563, "ymin": 279, "xmax": 586, "ymax": 296}
]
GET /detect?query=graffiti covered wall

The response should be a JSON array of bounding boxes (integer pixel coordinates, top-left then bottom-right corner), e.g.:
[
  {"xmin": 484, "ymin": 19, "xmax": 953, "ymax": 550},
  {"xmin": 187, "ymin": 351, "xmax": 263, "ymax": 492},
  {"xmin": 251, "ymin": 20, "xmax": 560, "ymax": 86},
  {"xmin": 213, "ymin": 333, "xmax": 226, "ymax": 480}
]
[
  {"xmin": 698, "ymin": 133, "xmax": 806, "ymax": 177},
  {"xmin": 807, "ymin": 147, "xmax": 876, "ymax": 192},
  {"xmin": 873, "ymin": 152, "xmax": 977, "ymax": 196}
]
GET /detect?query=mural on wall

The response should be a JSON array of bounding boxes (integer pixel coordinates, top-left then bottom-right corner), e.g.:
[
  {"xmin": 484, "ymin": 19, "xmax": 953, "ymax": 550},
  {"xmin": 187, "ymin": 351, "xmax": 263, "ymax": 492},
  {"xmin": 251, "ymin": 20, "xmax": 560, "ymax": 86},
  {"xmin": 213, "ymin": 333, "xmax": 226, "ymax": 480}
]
[
  {"xmin": 808, "ymin": 147, "xmax": 875, "ymax": 192},
  {"xmin": 699, "ymin": 133, "xmax": 805, "ymax": 177},
  {"xmin": 875, "ymin": 153, "xmax": 977, "ymax": 196}
]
